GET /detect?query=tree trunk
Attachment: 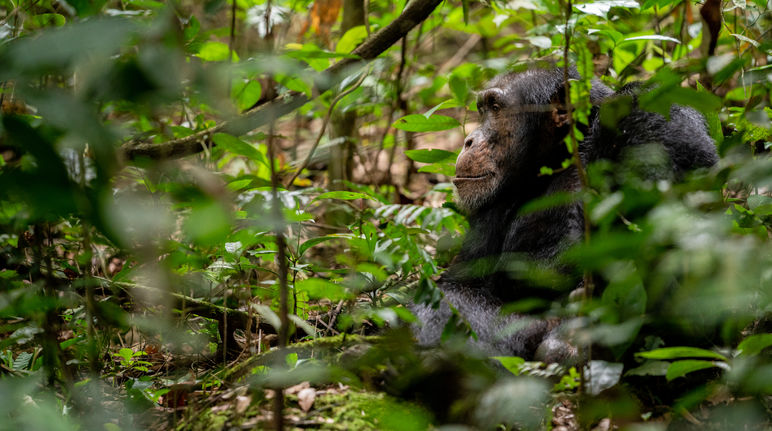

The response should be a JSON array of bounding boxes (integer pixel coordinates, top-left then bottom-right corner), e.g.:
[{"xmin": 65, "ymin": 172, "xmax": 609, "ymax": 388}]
[{"xmin": 328, "ymin": 0, "xmax": 365, "ymax": 189}]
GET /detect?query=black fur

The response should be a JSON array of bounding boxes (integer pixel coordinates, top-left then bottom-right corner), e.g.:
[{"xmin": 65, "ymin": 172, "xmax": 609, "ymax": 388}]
[{"xmin": 413, "ymin": 67, "xmax": 718, "ymax": 361}]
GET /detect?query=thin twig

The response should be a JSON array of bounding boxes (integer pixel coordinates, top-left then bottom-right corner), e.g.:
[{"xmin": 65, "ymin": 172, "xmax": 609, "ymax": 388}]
[{"xmin": 285, "ymin": 67, "xmax": 370, "ymax": 188}]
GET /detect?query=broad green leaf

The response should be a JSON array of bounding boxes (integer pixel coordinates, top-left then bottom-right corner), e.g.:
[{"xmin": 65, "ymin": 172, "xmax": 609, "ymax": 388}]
[
  {"xmin": 737, "ymin": 333, "xmax": 772, "ymax": 357},
  {"xmin": 296, "ymin": 278, "xmax": 349, "ymax": 300},
  {"xmin": 231, "ymin": 80, "xmax": 262, "ymax": 112},
  {"xmin": 636, "ymin": 346, "xmax": 728, "ymax": 361},
  {"xmin": 298, "ymin": 235, "xmax": 346, "ymax": 257},
  {"xmin": 666, "ymin": 360, "xmax": 719, "ymax": 381},
  {"xmin": 183, "ymin": 201, "xmax": 231, "ymax": 246},
  {"xmin": 116, "ymin": 348, "xmax": 134, "ymax": 361},
  {"xmin": 612, "ymin": 45, "xmax": 638, "ymax": 74},
  {"xmin": 197, "ymin": 41, "xmax": 237, "ymax": 62},
  {"xmin": 424, "ymin": 99, "xmax": 461, "ymax": 118},
  {"xmin": 639, "ymin": 86, "xmax": 722, "ymax": 118},
  {"xmin": 336, "ymin": 25, "xmax": 368, "ymax": 54},
  {"xmin": 527, "ymin": 36, "xmax": 552, "ymax": 49},
  {"xmin": 418, "ymin": 163, "xmax": 456, "ymax": 176},
  {"xmin": 314, "ymin": 191, "xmax": 376, "ymax": 201},
  {"xmin": 404, "ymin": 149, "xmax": 457, "ymax": 163},
  {"xmin": 393, "ymin": 114, "xmax": 460, "ymax": 132},
  {"xmin": 449, "ymin": 75, "xmax": 469, "ymax": 103},
  {"xmin": 592, "ymin": 29, "xmax": 624, "ymax": 45},
  {"xmin": 493, "ymin": 356, "xmax": 526, "ymax": 375},
  {"xmin": 212, "ymin": 133, "xmax": 267, "ymax": 165}
]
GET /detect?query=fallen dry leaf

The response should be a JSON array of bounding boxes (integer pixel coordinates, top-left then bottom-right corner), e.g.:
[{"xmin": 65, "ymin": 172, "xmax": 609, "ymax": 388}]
[
  {"xmin": 235, "ymin": 395, "xmax": 252, "ymax": 414},
  {"xmin": 298, "ymin": 387, "xmax": 316, "ymax": 412}
]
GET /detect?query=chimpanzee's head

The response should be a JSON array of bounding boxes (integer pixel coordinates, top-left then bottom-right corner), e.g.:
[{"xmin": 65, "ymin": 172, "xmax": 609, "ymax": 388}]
[{"xmin": 453, "ymin": 67, "xmax": 576, "ymax": 212}]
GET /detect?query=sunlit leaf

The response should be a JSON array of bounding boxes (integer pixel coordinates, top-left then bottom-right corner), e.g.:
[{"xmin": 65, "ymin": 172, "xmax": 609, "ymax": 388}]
[
  {"xmin": 212, "ymin": 133, "xmax": 267, "ymax": 165},
  {"xmin": 231, "ymin": 80, "xmax": 262, "ymax": 112},
  {"xmin": 314, "ymin": 191, "xmax": 376, "ymax": 201},
  {"xmin": 575, "ymin": 0, "xmax": 639, "ymax": 18},
  {"xmin": 737, "ymin": 333, "xmax": 772, "ymax": 356},
  {"xmin": 197, "ymin": 41, "xmax": 238, "ymax": 62},
  {"xmin": 622, "ymin": 35, "xmax": 681, "ymax": 44},
  {"xmin": 636, "ymin": 347, "xmax": 728, "ymax": 361},
  {"xmin": 493, "ymin": 356, "xmax": 526, "ymax": 375},
  {"xmin": 404, "ymin": 149, "xmax": 457, "ymax": 163},
  {"xmin": 393, "ymin": 114, "xmax": 460, "ymax": 132},
  {"xmin": 336, "ymin": 25, "xmax": 368, "ymax": 54}
]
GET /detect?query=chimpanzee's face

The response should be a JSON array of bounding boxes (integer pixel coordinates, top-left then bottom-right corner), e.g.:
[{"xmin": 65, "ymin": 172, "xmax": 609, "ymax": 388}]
[{"xmin": 454, "ymin": 71, "xmax": 558, "ymax": 212}]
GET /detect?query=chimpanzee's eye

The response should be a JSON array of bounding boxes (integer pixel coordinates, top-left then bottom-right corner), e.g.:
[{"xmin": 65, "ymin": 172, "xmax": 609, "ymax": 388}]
[{"xmin": 490, "ymin": 103, "xmax": 501, "ymax": 113}]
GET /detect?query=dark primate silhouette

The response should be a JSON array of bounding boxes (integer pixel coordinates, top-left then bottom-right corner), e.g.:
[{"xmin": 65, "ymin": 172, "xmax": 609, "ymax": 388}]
[{"xmin": 413, "ymin": 66, "xmax": 718, "ymax": 362}]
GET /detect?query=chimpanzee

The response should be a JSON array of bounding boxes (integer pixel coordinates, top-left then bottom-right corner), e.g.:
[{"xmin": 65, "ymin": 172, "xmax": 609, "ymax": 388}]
[{"xmin": 412, "ymin": 65, "xmax": 718, "ymax": 362}]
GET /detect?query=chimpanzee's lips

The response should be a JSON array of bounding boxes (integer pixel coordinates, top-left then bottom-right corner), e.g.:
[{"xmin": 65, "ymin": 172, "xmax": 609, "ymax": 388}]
[{"xmin": 453, "ymin": 173, "xmax": 491, "ymax": 181}]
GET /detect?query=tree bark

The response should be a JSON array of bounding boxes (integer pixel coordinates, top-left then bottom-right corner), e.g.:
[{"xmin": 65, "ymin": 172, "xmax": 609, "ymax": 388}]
[{"xmin": 328, "ymin": 0, "xmax": 365, "ymax": 188}]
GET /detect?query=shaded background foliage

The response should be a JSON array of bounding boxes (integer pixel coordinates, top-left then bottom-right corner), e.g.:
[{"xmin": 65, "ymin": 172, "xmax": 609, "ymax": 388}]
[{"xmin": 0, "ymin": 0, "xmax": 770, "ymax": 429}]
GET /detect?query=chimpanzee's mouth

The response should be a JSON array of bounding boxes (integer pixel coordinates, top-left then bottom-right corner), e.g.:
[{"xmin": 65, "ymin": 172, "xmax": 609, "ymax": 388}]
[{"xmin": 453, "ymin": 173, "xmax": 491, "ymax": 181}]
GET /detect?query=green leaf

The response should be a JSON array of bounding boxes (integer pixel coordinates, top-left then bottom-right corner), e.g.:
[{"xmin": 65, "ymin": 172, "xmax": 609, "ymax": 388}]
[
  {"xmin": 231, "ymin": 80, "xmax": 262, "ymax": 112},
  {"xmin": 622, "ymin": 35, "xmax": 681, "ymax": 44},
  {"xmin": 424, "ymin": 99, "xmax": 461, "ymax": 118},
  {"xmin": 593, "ymin": 29, "xmax": 624, "ymax": 46},
  {"xmin": 285, "ymin": 352, "xmax": 299, "ymax": 368},
  {"xmin": 296, "ymin": 278, "xmax": 349, "ymax": 300},
  {"xmin": 336, "ymin": 26, "xmax": 368, "ymax": 54},
  {"xmin": 417, "ymin": 163, "xmax": 456, "ymax": 176},
  {"xmin": 625, "ymin": 360, "xmax": 669, "ymax": 376},
  {"xmin": 116, "ymin": 348, "xmax": 134, "ymax": 361},
  {"xmin": 666, "ymin": 360, "xmax": 719, "ymax": 381},
  {"xmin": 298, "ymin": 235, "xmax": 346, "ymax": 257},
  {"xmin": 183, "ymin": 201, "xmax": 231, "ymax": 246},
  {"xmin": 212, "ymin": 133, "xmax": 267, "ymax": 165},
  {"xmin": 404, "ymin": 149, "xmax": 457, "ymax": 163},
  {"xmin": 449, "ymin": 75, "xmax": 469, "ymax": 103},
  {"xmin": 636, "ymin": 346, "xmax": 728, "ymax": 361},
  {"xmin": 612, "ymin": 45, "xmax": 638, "ymax": 73},
  {"xmin": 197, "ymin": 41, "xmax": 237, "ymax": 62},
  {"xmin": 639, "ymin": 85, "xmax": 722, "ymax": 118},
  {"xmin": 314, "ymin": 191, "xmax": 376, "ymax": 201},
  {"xmin": 493, "ymin": 356, "xmax": 526, "ymax": 375},
  {"xmin": 27, "ymin": 13, "xmax": 67, "ymax": 29},
  {"xmin": 393, "ymin": 114, "xmax": 460, "ymax": 132},
  {"xmin": 737, "ymin": 333, "xmax": 772, "ymax": 357},
  {"xmin": 575, "ymin": 0, "xmax": 639, "ymax": 18}
]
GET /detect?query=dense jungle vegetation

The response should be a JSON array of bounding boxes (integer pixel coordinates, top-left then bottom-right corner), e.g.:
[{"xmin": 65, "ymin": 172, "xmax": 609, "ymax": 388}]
[{"xmin": 0, "ymin": 0, "xmax": 770, "ymax": 429}]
